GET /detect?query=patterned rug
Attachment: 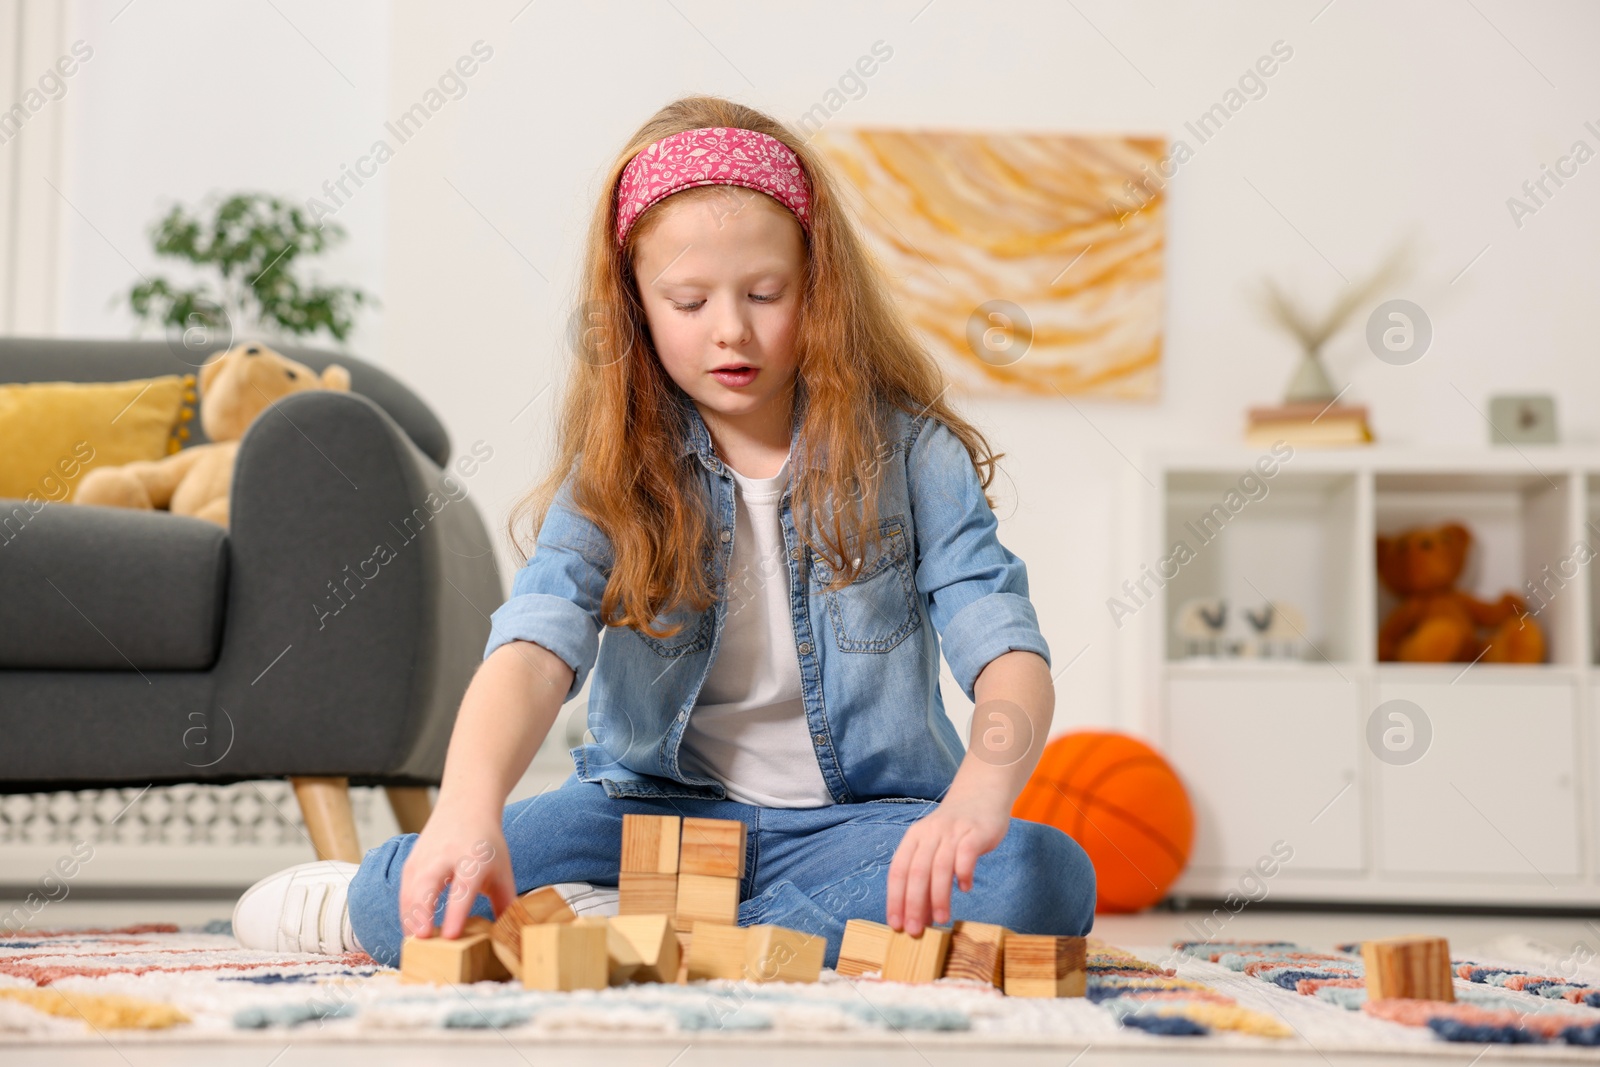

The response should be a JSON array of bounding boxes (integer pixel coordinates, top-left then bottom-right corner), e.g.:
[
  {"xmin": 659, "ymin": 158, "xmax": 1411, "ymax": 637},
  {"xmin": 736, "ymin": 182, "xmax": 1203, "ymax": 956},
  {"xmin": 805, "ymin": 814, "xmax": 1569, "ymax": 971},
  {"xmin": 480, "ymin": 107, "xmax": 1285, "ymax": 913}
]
[
  {"xmin": 1174, "ymin": 939, "xmax": 1600, "ymax": 1046},
  {"xmin": 4, "ymin": 924, "xmax": 1600, "ymax": 1058}
]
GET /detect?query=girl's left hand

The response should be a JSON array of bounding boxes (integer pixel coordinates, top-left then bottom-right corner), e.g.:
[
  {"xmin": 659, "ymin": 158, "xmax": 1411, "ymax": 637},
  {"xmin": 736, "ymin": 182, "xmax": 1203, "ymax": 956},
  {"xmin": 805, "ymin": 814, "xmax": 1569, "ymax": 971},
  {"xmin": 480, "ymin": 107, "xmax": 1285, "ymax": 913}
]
[{"xmin": 884, "ymin": 793, "xmax": 1011, "ymax": 935}]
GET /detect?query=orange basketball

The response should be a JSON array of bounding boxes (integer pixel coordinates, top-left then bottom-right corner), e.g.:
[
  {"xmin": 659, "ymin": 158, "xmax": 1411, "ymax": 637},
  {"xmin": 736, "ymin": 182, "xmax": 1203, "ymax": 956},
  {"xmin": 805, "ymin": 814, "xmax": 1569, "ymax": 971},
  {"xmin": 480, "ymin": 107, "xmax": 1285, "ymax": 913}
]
[{"xmin": 1013, "ymin": 731, "xmax": 1194, "ymax": 913}]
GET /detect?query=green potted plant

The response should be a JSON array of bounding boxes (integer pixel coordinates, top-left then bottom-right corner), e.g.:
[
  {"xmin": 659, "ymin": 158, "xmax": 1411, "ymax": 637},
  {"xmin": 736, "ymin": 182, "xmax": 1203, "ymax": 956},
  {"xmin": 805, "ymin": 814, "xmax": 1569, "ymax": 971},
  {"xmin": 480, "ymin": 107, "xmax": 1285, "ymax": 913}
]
[{"xmin": 124, "ymin": 192, "xmax": 375, "ymax": 354}]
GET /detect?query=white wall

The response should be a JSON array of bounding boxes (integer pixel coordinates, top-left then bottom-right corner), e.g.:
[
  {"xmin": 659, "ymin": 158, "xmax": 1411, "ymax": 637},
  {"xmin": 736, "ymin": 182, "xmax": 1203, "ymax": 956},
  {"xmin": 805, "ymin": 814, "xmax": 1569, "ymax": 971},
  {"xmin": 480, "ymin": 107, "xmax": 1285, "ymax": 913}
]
[
  {"xmin": 39, "ymin": 0, "xmax": 1600, "ymax": 736},
  {"xmin": 48, "ymin": 0, "xmax": 391, "ymax": 354}
]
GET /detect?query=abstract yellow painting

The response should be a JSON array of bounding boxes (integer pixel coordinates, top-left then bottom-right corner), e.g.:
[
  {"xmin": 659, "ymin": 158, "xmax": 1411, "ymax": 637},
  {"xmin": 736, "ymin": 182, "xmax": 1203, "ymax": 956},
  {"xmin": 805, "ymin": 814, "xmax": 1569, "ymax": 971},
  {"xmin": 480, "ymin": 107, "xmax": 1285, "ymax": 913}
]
[{"xmin": 811, "ymin": 128, "xmax": 1166, "ymax": 399}]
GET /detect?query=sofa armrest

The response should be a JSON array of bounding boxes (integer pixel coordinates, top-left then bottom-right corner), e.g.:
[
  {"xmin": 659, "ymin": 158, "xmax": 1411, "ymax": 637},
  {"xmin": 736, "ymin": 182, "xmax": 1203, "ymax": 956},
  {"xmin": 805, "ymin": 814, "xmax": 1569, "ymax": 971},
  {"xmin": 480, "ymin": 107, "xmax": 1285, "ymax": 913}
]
[{"xmin": 206, "ymin": 389, "xmax": 501, "ymax": 783}]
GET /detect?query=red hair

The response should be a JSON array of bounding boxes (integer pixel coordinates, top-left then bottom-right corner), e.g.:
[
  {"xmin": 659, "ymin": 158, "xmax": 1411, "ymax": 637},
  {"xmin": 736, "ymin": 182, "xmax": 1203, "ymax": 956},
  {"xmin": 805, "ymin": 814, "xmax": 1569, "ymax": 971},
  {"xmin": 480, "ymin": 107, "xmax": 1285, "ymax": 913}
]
[{"xmin": 506, "ymin": 94, "xmax": 1003, "ymax": 639}]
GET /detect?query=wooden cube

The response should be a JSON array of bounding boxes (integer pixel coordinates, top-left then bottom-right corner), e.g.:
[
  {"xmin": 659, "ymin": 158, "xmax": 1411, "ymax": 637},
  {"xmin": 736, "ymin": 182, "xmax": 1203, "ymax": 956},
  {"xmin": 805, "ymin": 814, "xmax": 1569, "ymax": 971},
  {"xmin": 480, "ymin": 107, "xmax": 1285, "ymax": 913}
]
[
  {"xmin": 400, "ymin": 916, "xmax": 511, "ymax": 984},
  {"xmin": 464, "ymin": 914, "xmax": 515, "ymax": 979},
  {"xmin": 1362, "ymin": 936, "xmax": 1454, "ymax": 1002},
  {"xmin": 620, "ymin": 871, "xmax": 678, "ymax": 916},
  {"xmin": 679, "ymin": 817, "xmax": 746, "ymax": 879},
  {"xmin": 521, "ymin": 921, "xmax": 607, "ymax": 991},
  {"xmin": 490, "ymin": 886, "xmax": 576, "ymax": 973},
  {"xmin": 836, "ymin": 919, "xmax": 894, "ymax": 978},
  {"xmin": 684, "ymin": 921, "xmax": 749, "ymax": 981},
  {"xmin": 1003, "ymin": 934, "xmax": 1086, "ymax": 998},
  {"xmin": 675, "ymin": 873, "xmax": 739, "ymax": 932},
  {"xmin": 745, "ymin": 925, "xmax": 824, "ymax": 984},
  {"xmin": 943, "ymin": 920, "xmax": 1006, "ymax": 987},
  {"xmin": 621, "ymin": 814, "xmax": 681, "ymax": 874},
  {"xmin": 883, "ymin": 926, "xmax": 951, "ymax": 984},
  {"xmin": 605, "ymin": 914, "xmax": 680, "ymax": 984}
]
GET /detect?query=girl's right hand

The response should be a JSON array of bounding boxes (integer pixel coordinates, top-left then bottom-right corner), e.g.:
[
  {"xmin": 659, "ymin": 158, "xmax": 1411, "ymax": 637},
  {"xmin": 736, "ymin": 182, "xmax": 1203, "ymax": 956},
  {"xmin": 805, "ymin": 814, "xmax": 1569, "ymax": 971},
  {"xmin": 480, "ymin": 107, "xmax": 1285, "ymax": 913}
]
[{"xmin": 397, "ymin": 805, "xmax": 517, "ymax": 939}]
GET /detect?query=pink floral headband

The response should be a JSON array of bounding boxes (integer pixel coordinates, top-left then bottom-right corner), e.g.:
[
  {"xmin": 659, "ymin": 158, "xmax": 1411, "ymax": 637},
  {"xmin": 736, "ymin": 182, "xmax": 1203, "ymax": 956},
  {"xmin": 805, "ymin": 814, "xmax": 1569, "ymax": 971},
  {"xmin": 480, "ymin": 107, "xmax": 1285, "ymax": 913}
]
[{"xmin": 615, "ymin": 126, "xmax": 813, "ymax": 246}]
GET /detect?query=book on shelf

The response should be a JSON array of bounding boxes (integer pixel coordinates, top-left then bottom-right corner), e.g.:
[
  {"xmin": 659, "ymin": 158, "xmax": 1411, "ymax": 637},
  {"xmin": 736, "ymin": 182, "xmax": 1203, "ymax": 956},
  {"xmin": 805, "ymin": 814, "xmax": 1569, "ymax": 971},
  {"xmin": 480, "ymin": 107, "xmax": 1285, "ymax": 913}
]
[{"xmin": 1246, "ymin": 402, "xmax": 1373, "ymax": 448}]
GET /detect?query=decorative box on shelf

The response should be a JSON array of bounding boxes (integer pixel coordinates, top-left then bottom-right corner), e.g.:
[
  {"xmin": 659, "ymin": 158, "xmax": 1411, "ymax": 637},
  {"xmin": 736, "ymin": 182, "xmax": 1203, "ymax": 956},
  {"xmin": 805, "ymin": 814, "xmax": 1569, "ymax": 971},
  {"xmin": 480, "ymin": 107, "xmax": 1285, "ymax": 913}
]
[{"xmin": 1138, "ymin": 445, "xmax": 1599, "ymax": 907}]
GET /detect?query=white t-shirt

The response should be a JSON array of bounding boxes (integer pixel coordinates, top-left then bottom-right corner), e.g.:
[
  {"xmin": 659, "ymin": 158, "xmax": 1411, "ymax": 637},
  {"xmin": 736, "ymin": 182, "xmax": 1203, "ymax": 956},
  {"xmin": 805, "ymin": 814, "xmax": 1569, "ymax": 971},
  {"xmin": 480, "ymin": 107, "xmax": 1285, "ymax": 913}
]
[{"xmin": 679, "ymin": 451, "xmax": 835, "ymax": 808}]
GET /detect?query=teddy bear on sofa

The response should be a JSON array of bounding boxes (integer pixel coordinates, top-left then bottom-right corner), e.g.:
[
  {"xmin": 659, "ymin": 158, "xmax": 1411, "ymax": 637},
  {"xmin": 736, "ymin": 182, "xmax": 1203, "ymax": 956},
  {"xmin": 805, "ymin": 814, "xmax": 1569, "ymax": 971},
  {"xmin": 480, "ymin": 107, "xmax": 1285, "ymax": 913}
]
[
  {"xmin": 1376, "ymin": 521, "xmax": 1545, "ymax": 663},
  {"xmin": 73, "ymin": 342, "xmax": 350, "ymax": 528}
]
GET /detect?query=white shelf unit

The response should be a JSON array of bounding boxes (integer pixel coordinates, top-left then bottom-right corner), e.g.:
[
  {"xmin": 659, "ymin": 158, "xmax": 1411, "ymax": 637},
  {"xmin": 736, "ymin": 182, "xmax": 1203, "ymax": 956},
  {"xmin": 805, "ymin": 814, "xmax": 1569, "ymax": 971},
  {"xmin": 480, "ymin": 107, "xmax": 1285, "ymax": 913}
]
[{"xmin": 1143, "ymin": 447, "xmax": 1600, "ymax": 906}]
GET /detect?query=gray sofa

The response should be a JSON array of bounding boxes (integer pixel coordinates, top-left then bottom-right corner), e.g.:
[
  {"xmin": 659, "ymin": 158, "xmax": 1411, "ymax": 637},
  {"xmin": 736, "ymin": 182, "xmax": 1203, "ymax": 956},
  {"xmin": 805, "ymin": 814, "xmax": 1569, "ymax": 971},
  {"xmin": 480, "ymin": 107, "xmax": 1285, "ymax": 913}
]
[{"xmin": 0, "ymin": 337, "xmax": 502, "ymax": 860}]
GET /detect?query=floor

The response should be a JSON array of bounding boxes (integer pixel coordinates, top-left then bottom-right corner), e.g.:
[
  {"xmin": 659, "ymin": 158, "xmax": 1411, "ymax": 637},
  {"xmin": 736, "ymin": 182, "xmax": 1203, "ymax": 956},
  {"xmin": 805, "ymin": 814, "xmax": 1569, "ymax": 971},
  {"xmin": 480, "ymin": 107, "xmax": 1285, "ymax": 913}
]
[{"xmin": 4, "ymin": 899, "xmax": 1600, "ymax": 1065}]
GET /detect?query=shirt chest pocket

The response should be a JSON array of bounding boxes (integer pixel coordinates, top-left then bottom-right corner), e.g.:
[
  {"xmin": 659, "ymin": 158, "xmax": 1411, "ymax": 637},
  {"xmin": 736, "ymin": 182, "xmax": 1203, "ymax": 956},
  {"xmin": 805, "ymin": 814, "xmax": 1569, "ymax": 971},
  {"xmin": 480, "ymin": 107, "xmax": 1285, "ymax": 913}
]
[
  {"xmin": 635, "ymin": 544, "xmax": 722, "ymax": 659},
  {"xmin": 808, "ymin": 516, "xmax": 921, "ymax": 653},
  {"xmin": 636, "ymin": 600, "xmax": 714, "ymax": 658}
]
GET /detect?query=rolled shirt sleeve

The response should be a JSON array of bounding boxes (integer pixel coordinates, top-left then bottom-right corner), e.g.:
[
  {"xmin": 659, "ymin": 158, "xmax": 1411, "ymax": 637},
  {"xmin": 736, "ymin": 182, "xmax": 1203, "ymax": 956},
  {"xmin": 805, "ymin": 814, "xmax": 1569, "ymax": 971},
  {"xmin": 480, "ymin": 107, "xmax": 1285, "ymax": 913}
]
[
  {"xmin": 907, "ymin": 415, "xmax": 1052, "ymax": 702},
  {"xmin": 483, "ymin": 470, "xmax": 612, "ymax": 704}
]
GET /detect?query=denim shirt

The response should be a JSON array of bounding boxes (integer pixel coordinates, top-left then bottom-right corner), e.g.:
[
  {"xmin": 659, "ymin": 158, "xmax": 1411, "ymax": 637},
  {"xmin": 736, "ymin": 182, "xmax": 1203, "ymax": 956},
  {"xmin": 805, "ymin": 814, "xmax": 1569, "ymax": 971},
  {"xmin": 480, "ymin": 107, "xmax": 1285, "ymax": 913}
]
[{"xmin": 483, "ymin": 390, "xmax": 1052, "ymax": 803}]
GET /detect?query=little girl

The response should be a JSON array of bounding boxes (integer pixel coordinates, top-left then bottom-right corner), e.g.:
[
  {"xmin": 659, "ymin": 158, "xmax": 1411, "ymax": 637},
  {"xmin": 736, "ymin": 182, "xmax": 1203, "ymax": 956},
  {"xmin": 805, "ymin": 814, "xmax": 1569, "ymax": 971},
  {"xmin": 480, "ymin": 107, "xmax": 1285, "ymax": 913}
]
[{"xmin": 234, "ymin": 95, "xmax": 1094, "ymax": 968}]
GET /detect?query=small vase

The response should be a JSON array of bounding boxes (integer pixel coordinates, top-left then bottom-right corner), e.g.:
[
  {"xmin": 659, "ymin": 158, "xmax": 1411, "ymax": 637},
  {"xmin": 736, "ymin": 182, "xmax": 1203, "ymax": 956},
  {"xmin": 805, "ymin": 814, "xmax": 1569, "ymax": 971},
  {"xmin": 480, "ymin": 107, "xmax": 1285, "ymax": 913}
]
[{"xmin": 1284, "ymin": 348, "xmax": 1337, "ymax": 405}]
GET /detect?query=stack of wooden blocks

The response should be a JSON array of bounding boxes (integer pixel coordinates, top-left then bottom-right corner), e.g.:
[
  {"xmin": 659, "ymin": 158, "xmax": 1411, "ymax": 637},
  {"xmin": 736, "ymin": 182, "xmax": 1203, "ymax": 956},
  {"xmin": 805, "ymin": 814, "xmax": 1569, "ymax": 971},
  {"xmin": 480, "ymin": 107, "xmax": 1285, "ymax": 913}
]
[
  {"xmin": 398, "ymin": 811, "xmax": 1089, "ymax": 996},
  {"xmin": 835, "ymin": 917, "xmax": 1087, "ymax": 998},
  {"xmin": 399, "ymin": 813, "xmax": 825, "ymax": 989}
]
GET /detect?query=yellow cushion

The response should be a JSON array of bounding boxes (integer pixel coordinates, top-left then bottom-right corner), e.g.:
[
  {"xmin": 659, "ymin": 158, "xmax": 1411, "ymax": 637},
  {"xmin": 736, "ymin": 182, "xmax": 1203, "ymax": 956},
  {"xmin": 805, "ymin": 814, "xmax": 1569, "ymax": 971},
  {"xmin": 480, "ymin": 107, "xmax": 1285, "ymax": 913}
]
[{"xmin": 0, "ymin": 375, "xmax": 196, "ymax": 502}]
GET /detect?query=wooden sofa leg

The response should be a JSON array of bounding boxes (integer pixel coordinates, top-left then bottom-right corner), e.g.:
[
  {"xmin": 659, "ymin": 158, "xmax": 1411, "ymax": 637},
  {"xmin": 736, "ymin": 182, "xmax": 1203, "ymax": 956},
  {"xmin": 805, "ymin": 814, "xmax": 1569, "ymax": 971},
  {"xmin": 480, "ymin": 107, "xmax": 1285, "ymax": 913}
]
[
  {"xmin": 385, "ymin": 785, "xmax": 434, "ymax": 834},
  {"xmin": 291, "ymin": 777, "xmax": 362, "ymax": 863}
]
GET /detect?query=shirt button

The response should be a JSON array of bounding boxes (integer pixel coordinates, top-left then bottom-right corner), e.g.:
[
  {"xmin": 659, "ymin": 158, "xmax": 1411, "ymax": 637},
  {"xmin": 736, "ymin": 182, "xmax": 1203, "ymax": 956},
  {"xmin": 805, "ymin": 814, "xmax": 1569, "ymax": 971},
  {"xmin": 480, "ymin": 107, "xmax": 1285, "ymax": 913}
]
[
  {"xmin": 813, "ymin": 733, "xmax": 828, "ymax": 746},
  {"xmin": 798, "ymin": 641, "xmax": 812, "ymax": 655},
  {"xmin": 789, "ymin": 546, "xmax": 802, "ymax": 559},
  {"xmin": 719, "ymin": 529, "xmax": 731, "ymax": 542}
]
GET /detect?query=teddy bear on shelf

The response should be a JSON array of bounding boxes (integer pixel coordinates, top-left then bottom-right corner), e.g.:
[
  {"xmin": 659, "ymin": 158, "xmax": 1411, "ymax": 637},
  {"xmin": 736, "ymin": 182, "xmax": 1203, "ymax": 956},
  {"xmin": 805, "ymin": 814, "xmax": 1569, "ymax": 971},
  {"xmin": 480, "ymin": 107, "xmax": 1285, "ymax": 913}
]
[
  {"xmin": 73, "ymin": 342, "xmax": 350, "ymax": 528},
  {"xmin": 1376, "ymin": 522, "xmax": 1545, "ymax": 663}
]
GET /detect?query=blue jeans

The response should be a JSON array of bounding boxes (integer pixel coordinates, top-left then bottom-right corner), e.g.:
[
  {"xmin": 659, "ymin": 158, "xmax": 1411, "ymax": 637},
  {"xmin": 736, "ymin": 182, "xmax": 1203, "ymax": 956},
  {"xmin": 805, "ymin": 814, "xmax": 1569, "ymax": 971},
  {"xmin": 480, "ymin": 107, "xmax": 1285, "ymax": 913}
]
[{"xmin": 347, "ymin": 776, "xmax": 1097, "ymax": 969}]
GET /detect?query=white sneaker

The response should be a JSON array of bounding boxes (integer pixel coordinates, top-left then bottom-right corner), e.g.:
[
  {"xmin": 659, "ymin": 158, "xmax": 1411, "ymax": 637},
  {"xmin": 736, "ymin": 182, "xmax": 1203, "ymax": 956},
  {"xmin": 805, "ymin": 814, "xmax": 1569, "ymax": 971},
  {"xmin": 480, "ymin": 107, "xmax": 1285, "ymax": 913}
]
[
  {"xmin": 549, "ymin": 881, "xmax": 619, "ymax": 918},
  {"xmin": 233, "ymin": 860, "xmax": 360, "ymax": 955},
  {"xmin": 232, "ymin": 866, "xmax": 619, "ymax": 955}
]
